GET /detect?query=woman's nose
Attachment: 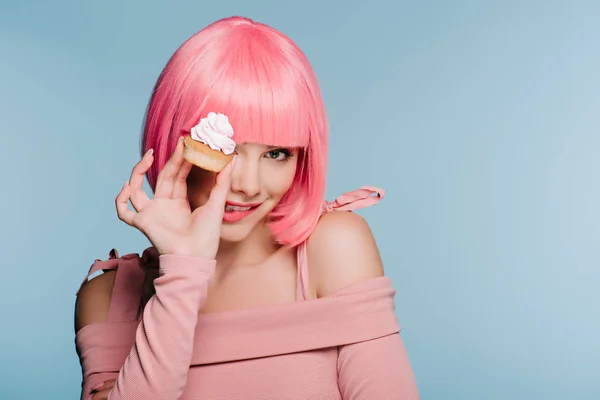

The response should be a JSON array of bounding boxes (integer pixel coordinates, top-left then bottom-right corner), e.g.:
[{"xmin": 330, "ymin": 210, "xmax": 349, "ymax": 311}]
[{"xmin": 229, "ymin": 156, "xmax": 261, "ymax": 197}]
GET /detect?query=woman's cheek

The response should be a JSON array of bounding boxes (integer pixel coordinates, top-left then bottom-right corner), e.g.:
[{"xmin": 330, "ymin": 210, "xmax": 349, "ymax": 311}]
[{"xmin": 265, "ymin": 161, "xmax": 297, "ymax": 197}]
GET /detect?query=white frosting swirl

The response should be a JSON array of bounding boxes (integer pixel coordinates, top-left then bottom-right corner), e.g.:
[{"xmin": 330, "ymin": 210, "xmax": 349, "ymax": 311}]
[{"xmin": 190, "ymin": 112, "xmax": 236, "ymax": 155}]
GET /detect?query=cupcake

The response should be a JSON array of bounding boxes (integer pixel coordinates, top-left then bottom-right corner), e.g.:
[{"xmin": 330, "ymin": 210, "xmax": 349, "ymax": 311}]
[{"xmin": 183, "ymin": 112, "xmax": 236, "ymax": 172}]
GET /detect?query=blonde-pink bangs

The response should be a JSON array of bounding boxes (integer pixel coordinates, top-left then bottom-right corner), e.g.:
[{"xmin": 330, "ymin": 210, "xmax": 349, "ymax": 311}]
[{"xmin": 159, "ymin": 19, "xmax": 320, "ymax": 148}]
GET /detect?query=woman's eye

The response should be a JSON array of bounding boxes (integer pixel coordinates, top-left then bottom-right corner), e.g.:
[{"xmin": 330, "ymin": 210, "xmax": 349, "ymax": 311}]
[{"xmin": 265, "ymin": 149, "xmax": 291, "ymax": 161}]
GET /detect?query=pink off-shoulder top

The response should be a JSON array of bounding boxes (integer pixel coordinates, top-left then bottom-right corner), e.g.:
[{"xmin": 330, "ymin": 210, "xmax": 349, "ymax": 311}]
[{"xmin": 75, "ymin": 187, "xmax": 420, "ymax": 400}]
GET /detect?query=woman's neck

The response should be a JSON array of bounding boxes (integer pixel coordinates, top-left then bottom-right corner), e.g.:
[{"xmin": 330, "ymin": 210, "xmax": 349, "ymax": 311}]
[{"xmin": 216, "ymin": 223, "xmax": 281, "ymax": 271}]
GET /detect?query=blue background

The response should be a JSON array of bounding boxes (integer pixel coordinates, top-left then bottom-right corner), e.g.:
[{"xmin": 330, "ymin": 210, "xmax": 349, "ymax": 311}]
[{"xmin": 1, "ymin": 1, "xmax": 598, "ymax": 398}]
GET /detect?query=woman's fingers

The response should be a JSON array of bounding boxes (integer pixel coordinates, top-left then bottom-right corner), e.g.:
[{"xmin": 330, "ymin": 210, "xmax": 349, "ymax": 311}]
[
  {"xmin": 128, "ymin": 149, "xmax": 153, "ymax": 211},
  {"xmin": 117, "ymin": 139, "xmax": 190, "ymax": 226},
  {"xmin": 205, "ymin": 156, "xmax": 235, "ymax": 212},
  {"xmin": 115, "ymin": 182, "xmax": 136, "ymax": 226},
  {"xmin": 172, "ymin": 159, "xmax": 193, "ymax": 200},
  {"xmin": 155, "ymin": 137, "xmax": 185, "ymax": 199}
]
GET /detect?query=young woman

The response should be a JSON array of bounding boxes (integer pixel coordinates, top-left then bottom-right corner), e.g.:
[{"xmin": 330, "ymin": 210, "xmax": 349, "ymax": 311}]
[{"xmin": 74, "ymin": 16, "xmax": 419, "ymax": 400}]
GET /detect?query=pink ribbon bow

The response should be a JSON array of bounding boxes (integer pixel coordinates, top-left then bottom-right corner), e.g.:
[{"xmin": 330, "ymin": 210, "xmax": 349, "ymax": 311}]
[{"xmin": 321, "ymin": 186, "xmax": 385, "ymax": 213}]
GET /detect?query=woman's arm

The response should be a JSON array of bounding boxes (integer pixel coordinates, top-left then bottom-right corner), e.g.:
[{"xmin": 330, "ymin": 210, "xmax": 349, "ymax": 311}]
[
  {"xmin": 109, "ymin": 254, "xmax": 214, "ymax": 399},
  {"xmin": 75, "ymin": 255, "xmax": 215, "ymax": 400},
  {"xmin": 337, "ymin": 333, "xmax": 419, "ymax": 399},
  {"xmin": 307, "ymin": 211, "xmax": 420, "ymax": 399},
  {"xmin": 75, "ymin": 269, "xmax": 119, "ymax": 400},
  {"xmin": 76, "ymin": 136, "xmax": 232, "ymax": 399}
]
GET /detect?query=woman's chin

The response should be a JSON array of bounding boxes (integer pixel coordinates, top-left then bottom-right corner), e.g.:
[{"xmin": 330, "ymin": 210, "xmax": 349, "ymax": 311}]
[
  {"xmin": 219, "ymin": 217, "xmax": 271, "ymax": 244},
  {"xmin": 219, "ymin": 222, "xmax": 255, "ymax": 243}
]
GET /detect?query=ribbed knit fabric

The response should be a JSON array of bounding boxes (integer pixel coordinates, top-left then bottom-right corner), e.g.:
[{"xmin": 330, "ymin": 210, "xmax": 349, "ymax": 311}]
[{"xmin": 75, "ymin": 187, "xmax": 419, "ymax": 399}]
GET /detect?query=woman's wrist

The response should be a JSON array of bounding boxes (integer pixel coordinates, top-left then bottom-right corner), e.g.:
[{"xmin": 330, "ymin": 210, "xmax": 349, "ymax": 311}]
[{"xmin": 158, "ymin": 253, "xmax": 217, "ymax": 276}]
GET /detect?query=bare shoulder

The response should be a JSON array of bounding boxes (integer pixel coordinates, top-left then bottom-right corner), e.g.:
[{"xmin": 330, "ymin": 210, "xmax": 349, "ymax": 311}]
[
  {"xmin": 306, "ymin": 211, "xmax": 384, "ymax": 298},
  {"xmin": 74, "ymin": 270, "xmax": 116, "ymax": 333}
]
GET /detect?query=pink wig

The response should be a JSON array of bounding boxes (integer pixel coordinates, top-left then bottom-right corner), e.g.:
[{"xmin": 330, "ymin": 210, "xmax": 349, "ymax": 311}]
[{"xmin": 141, "ymin": 16, "xmax": 328, "ymax": 246}]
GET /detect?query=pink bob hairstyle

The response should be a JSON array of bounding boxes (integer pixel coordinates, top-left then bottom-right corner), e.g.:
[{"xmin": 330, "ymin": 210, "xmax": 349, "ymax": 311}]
[{"xmin": 141, "ymin": 16, "xmax": 328, "ymax": 247}]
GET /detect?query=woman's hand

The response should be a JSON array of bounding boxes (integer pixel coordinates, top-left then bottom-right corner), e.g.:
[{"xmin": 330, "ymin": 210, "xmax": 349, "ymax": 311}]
[
  {"xmin": 115, "ymin": 137, "xmax": 234, "ymax": 259},
  {"xmin": 90, "ymin": 379, "xmax": 115, "ymax": 400}
]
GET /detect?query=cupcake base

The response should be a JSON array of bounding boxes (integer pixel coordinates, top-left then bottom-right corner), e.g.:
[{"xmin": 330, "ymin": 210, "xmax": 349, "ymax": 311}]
[{"xmin": 182, "ymin": 135, "xmax": 233, "ymax": 172}]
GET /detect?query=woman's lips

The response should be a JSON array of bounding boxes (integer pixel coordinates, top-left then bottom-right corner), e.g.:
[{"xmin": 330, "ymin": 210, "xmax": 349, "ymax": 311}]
[{"xmin": 222, "ymin": 202, "xmax": 261, "ymax": 223}]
